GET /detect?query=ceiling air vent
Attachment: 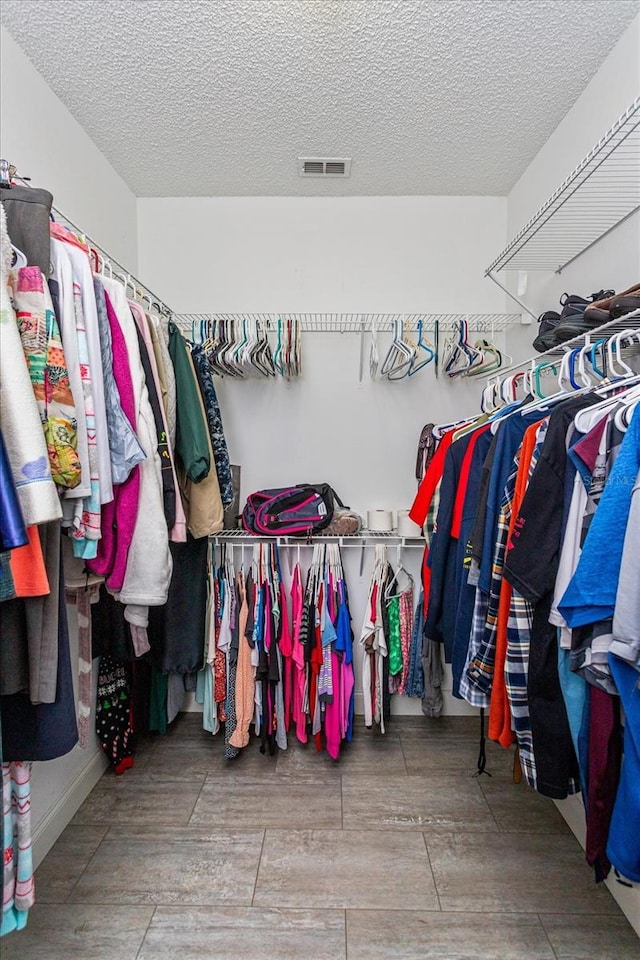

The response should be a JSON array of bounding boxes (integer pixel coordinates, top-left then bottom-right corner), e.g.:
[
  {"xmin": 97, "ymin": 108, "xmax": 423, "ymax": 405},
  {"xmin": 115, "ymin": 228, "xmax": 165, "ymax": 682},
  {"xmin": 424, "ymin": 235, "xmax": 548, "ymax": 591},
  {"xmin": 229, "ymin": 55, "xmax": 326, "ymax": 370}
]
[{"xmin": 298, "ymin": 157, "xmax": 352, "ymax": 178}]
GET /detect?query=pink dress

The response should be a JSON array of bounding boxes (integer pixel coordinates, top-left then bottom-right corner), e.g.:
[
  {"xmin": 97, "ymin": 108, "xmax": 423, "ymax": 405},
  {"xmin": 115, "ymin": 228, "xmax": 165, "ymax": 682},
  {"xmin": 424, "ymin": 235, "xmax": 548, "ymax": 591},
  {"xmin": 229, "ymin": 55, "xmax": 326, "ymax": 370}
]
[
  {"xmin": 290, "ymin": 564, "xmax": 307, "ymax": 744},
  {"xmin": 87, "ymin": 292, "xmax": 139, "ymax": 589}
]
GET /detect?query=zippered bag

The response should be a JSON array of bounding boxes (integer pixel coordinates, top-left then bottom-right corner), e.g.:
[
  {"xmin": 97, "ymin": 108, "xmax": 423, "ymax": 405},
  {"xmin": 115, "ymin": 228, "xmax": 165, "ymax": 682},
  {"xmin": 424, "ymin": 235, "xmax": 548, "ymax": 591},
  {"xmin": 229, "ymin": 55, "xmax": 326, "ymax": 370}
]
[{"xmin": 242, "ymin": 483, "xmax": 346, "ymax": 536}]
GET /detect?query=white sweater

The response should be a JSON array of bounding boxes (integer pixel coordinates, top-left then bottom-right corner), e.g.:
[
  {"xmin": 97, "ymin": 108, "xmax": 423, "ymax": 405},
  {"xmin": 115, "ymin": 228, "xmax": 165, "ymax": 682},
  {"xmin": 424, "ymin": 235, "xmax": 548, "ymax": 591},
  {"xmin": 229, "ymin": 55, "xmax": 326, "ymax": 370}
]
[{"xmin": 0, "ymin": 206, "xmax": 61, "ymax": 525}]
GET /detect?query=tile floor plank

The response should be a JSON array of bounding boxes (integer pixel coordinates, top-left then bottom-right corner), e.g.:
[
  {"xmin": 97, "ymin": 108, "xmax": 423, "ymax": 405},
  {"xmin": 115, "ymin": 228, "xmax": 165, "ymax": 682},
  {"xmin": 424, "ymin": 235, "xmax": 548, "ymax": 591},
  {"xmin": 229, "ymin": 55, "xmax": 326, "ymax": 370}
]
[
  {"xmin": 539, "ymin": 913, "xmax": 640, "ymax": 959},
  {"xmin": 137, "ymin": 906, "xmax": 346, "ymax": 959},
  {"xmin": 346, "ymin": 909, "xmax": 556, "ymax": 959},
  {"xmin": 478, "ymin": 776, "xmax": 571, "ymax": 835},
  {"xmin": 254, "ymin": 828, "xmax": 438, "ymax": 910},
  {"xmin": 0, "ymin": 904, "xmax": 154, "ymax": 959},
  {"xmin": 68, "ymin": 832, "xmax": 263, "ymax": 906},
  {"xmin": 70, "ymin": 778, "xmax": 202, "ymax": 826},
  {"xmin": 426, "ymin": 833, "xmax": 621, "ymax": 915},
  {"xmin": 401, "ymin": 735, "xmax": 512, "ymax": 777},
  {"xmin": 342, "ymin": 774, "xmax": 497, "ymax": 832},
  {"xmin": 276, "ymin": 734, "xmax": 406, "ymax": 778},
  {"xmin": 191, "ymin": 776, "xmax": 342, "ymax": 829},
  {"xmin": 34, "ymin": 824, "xmax": 108, "ymax": 903}
]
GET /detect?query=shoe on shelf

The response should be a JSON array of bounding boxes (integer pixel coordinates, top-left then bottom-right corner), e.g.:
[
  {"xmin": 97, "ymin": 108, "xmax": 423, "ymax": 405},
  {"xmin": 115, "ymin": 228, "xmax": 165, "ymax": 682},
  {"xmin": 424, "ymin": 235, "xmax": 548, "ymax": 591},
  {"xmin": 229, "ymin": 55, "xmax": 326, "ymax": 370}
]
[{"xmin": 584, "ymin": 282, "xmax": 640, "ymax": 326}]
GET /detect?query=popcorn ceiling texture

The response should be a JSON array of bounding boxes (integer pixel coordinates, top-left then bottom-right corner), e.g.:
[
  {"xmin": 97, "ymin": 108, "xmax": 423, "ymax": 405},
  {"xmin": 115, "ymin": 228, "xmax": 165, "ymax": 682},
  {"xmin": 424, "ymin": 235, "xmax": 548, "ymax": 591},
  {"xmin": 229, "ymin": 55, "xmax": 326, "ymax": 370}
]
[{"xmin": 1, "ymin": 0, "xmax": 638, "ymax": 197}]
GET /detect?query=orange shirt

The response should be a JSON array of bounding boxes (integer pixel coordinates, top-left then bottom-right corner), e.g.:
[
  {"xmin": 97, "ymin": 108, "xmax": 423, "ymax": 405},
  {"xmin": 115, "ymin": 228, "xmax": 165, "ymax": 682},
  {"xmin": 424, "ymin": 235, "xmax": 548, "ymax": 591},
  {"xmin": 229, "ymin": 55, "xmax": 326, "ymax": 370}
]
[
  {"xmin": 488, "ymin": 421, "xmax": 541, "ymax": 747},
  {"xmin": 9, "ymin": 525, "xmax": 50, "ymax": 597}
]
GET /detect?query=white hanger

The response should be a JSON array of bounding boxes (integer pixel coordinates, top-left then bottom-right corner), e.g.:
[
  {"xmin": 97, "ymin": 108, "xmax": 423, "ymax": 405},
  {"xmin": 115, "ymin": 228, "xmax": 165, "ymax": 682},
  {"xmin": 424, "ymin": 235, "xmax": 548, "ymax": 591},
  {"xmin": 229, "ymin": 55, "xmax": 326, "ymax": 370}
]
[
  {"xmin": 381, "ymin": 317, "xmax": 415, "ymax": 380},
  {"xmin": 607, "ymin": 329, "xmax": 636, "ymax": 378},
  {"xmin": 11, "ymin": 243, "xmax": 27, "ymax": 269}
]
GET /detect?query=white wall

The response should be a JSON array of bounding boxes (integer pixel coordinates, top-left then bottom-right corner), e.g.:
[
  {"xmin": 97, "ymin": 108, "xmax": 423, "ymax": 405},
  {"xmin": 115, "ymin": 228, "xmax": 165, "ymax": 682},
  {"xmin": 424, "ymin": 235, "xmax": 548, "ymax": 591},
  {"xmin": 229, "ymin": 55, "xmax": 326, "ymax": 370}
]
[
  {"xmin": 505, "ymin": 13, "xmax": 640, "ymax": 321},
  {"xmin": 0, "ymin": 27, "xmax": 138, "ymax": 269},
  {"xmin": 137, "ymin": 194, "xmax": 509, "ymax": 516},
  {"xmin": 503, "ymin": 15, "xmax": 640, "ymax": 935},
  {"xmin": 0, "ymin": 25, "xmax": 142, "ymax": 863},
  {"xmin": 138, "ymin": 194, "xmax": 511, "ymax": 718}
]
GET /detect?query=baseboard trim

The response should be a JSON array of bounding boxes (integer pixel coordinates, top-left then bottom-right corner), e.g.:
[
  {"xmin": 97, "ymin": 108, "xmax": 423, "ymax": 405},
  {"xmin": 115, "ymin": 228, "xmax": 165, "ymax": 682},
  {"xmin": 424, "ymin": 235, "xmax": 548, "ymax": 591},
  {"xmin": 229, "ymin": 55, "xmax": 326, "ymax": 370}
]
[
  {"xmin": 554, "ymin": 794, "xmax": 640, "ymax": 937},
  {"xmin": 32, "ymin": 748, "xmax": 108, "ymax": 869}
]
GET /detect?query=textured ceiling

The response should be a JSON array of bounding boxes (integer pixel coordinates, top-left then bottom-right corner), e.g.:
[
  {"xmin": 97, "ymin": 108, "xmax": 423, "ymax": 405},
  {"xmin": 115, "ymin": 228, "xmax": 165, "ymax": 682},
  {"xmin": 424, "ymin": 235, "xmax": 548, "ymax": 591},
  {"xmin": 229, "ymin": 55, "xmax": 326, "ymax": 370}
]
[{"xmin": 1, "ymin": 0, "xmax": 638, "ymax": 197}]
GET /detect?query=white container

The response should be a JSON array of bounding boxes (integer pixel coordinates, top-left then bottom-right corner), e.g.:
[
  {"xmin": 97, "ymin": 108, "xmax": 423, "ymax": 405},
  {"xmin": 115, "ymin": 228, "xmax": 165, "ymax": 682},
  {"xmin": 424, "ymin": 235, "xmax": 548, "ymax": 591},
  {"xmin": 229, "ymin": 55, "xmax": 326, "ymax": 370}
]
[
  {"xmin": 397, "ymin": 510, "xmax": 422, "ymax": 538},
  {"xmin": 367, "ymin": 509, "xmax": 393, "ymax": 532}
]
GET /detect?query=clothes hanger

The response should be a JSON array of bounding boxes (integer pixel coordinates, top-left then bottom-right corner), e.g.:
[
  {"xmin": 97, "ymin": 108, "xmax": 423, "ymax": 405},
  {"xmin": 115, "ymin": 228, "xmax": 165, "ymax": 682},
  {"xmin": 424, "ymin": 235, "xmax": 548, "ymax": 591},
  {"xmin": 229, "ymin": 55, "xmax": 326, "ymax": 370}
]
[
  {"xmin": 273, "ymin": 317, "xmax": 284, "ymax": 376},
  {"xmin": 10, "ymin": 243, "xmax": 27, "ymax": 268},
  {"xmin": 465, "ymin": 341, "xmax": 501, "ymax": 378},
  {"xmin": 481, "ymin": 378, "xmax": 499, "ymax": 413},
  {"xmin": 381, "ymin": 317, "xmax": 415, "ymax": 380},
  {"xmin": 445, "ymin": 319, "xmax": 486, "ymax": 378},
  {"xmin": 254, "ymin": 318, "xmax": 277, "ymax": 378},
  {"xmin": 384, "ymin": 544, "xmax": 415, "ymax": 600},
  {"xmin": 513, "ymin": 356, "xmax": 569, "ymax": 415},
  {"xmin": 440, "ymin": 320, "xmax": 464, "ymax": 376},
  {"xmin": 369, "ymin": 316, "xmax": 380, "ymax": 379},
  {"xmin": 607, "ymin": 329, "xmax": 637, "ymax": 378},
  {"xmin": 574, "ymin": 376, "xmax": 640, "ymax": 432},
  {"xmin": 408, "ymin": 318, "xmax": 435, "ymax": 376}
]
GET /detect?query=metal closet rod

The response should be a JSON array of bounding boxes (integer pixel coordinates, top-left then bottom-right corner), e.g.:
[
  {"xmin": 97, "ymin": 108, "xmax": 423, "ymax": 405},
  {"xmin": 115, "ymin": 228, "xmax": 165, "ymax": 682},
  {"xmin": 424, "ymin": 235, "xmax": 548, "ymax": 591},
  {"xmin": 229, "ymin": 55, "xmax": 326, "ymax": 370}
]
[
  {"xmin": 173, "ymin": 313, "xmax": 522, "ymax": 333},
  {"xmin": 479, "ymin": 310, "xmax": 640, "ymax": 383},
  {"xmin": 50, "ymin": 203, "xmax": 174, "ymax": 319},
  {"xmin": 0, "ymin": 163, "xmax": 174, "ymax": 319}
]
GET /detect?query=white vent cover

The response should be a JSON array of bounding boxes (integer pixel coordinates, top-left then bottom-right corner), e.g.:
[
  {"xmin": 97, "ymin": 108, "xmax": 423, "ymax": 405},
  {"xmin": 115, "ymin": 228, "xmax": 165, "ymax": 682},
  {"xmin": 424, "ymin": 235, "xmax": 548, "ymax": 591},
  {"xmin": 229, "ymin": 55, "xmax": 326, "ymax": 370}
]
[{"xmin": 298, "ymin": 157, "xmax": 352, "ymax": 178}]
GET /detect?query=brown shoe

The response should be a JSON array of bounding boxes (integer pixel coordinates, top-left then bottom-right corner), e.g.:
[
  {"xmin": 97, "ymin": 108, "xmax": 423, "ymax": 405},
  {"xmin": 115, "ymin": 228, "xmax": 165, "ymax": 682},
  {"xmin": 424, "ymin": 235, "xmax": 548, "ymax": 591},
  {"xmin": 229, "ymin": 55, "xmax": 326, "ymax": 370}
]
[
  {"xmin": 585, "ymin": 281, "xmax": 640, "ymax": 312},
  {"xmin": 584, "ymin": 282, "xmax": 640, "ymax": 327}
]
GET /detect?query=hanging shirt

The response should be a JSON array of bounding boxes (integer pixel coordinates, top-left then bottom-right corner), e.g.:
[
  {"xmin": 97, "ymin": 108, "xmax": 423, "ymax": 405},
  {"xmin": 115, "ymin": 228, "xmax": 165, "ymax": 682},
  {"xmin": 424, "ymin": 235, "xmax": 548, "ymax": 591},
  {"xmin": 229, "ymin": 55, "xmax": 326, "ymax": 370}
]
[
  {"xmin": 11, "ymin": 266, "xmax": 82, "ymax": 491},
  {"xmin": 52, "ymin": 229, "xmax": 113, "ymax": 504},
  {"xmin": 505, "ymin": 396, "xmax": 597, "ymax": 800},
  {"xmin": 611, "ymin": 472, "xmax": 640, "ymax": 667},
  {"xmin": 559, "ymin": 404, "xmax": 640, "ymax": 628},
  {"xmin": 409, "ymin": 428, "xmax": 455, "ymax": 530},
  {"xmin": 488, "ymin": 419, "xmax": 542, "ymax": 748}
]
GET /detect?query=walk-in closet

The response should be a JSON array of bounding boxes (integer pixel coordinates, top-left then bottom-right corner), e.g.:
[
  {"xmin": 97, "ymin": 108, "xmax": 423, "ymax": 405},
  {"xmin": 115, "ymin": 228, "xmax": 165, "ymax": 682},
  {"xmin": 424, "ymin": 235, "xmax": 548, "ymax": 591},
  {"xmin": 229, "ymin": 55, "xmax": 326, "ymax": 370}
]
[{"xmin": 1, "ymin": 1, "xmax": 639, "ymax": 957}]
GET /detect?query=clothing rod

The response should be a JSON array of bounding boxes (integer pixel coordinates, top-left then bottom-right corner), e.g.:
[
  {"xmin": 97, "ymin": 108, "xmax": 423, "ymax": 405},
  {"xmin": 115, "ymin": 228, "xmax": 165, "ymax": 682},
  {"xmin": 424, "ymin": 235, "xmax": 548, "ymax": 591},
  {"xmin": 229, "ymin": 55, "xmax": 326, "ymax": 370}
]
[
  {"xmin": 50, "ymin": 202, "xmax": 174, "ymax": 318},
  {"xmin": 2, "ymin": 169, "xmax": 174, "ymax": 318}
]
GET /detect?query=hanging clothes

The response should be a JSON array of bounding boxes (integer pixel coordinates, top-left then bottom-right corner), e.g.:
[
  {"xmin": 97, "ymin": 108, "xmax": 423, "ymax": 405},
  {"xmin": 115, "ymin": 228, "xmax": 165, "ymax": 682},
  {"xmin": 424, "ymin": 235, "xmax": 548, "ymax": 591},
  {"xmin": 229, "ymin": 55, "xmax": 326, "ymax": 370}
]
[
  {"xmin": 1, "ymin": 530, "xmax": 79, "ymax": 762},
  {"xmin": 0, "ymin": 208, "xmax": 61, "ymax": 526},
  {"xmin": 414, "ymin": 365, "xmax": 640, "ymax": 885},
  {"xmin": 1, "ymin": 759, "xmax": 34, "ymax": 937},
  {"xmin": 100, "ymin": 276, "xmax": 171, "ymax": 610}
]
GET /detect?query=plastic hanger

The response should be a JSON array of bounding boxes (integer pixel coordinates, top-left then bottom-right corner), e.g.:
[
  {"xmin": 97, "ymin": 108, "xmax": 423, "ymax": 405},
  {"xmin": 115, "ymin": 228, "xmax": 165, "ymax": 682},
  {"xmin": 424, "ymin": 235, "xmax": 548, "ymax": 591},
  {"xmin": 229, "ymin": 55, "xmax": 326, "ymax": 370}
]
[
  {"xmin": 381, "ymin": 318, "xmax": 415, "ymax": 380},
  {"xmin": 273, "ymin": 317, "xmax": 284, "ymax": 376},
  {"xmin": 10, "ymin": 243, "xmax": 27, "ymax": 268},
  {"xmin": 407, "ymin": 318, "xmax": 434, "ymax": 376},
  {"xmin": 384, "ymin": 544, "xmax": 414, "ymax": 600},
  {"xmin": 607, "ymin": 329, "xmax": 637, "ymax": 378},
  {"xmin": 589, "ymin": 338, "xmax": 608, "ymax": 378}
]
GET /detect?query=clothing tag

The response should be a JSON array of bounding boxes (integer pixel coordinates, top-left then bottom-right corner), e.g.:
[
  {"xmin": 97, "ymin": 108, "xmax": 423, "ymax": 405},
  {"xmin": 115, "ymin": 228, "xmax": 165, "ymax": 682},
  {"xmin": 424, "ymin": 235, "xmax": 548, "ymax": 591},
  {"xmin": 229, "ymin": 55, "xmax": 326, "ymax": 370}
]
[{"xmin": 318, "ymin": 502, "xmax": 327, "ymax": 516}]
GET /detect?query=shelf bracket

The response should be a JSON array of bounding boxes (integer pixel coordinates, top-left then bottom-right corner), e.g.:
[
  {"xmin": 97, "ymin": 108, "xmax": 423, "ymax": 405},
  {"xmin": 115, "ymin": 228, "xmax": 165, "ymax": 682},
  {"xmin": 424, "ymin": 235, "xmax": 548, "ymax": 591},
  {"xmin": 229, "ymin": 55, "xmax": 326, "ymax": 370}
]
[{"xmin": 486, "ymin": 270, "xmax": 538, "ymax": 322}]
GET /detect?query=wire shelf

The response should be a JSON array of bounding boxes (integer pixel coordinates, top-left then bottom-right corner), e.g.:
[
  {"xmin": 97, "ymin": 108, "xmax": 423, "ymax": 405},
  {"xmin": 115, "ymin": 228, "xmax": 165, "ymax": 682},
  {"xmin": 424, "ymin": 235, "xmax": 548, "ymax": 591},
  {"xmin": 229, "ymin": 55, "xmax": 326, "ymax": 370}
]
[
  {"xmin": 479, "ymin": 310, "xmax": 640, "ymax": 381},
  {"xmin": 173, "ymin": 312, "xmax": 522, "ymax": 334},
  {"xmin": 486, "ymin": 97, "xmax": 640, "ymax": 275},
  {"xmin": 211, "ymin": 530, "xmax": 424, "ymax": 545}
]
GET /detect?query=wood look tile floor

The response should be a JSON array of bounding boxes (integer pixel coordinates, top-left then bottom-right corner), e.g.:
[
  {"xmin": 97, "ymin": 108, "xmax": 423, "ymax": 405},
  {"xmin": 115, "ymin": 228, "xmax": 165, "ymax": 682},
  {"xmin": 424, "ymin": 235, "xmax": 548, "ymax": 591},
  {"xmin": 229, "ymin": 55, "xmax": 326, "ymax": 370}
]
[{"xmin": 4, "ymin": 714, "xmax": 639, "ymax": 960}]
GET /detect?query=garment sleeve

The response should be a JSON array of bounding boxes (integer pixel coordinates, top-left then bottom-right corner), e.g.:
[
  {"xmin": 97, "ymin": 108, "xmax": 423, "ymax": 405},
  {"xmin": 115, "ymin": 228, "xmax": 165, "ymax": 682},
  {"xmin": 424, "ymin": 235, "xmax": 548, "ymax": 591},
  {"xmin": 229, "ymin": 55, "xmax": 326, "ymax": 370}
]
[
  {"xmin": 424, "ymin": 447, "xmax": 458, "ymax": 642},
  {"xmin": 558, "ymin": 408, "xmax": 640, "ymax": 627},
  {"xmin": 168, "ymin": 324, "xmax": 211, "ymax": 484},
  {"xmin": 504, "ymin": 399, "xmax": 594, "ymax": 604}
]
